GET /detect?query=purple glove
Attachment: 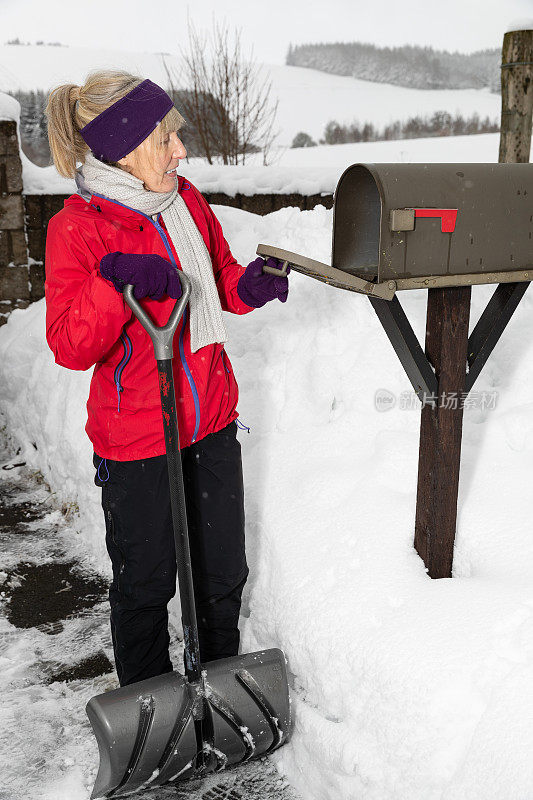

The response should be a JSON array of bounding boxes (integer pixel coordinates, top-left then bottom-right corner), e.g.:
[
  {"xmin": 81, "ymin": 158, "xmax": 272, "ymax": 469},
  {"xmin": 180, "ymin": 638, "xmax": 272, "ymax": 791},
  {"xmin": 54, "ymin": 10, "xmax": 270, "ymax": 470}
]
[
  {"xmin": 99, "ymin": 251, "xmax": 182, "ymax": 301},
  {"xmin": 237, "ymin": 257, "xmax": 290, "ymax": 309}
]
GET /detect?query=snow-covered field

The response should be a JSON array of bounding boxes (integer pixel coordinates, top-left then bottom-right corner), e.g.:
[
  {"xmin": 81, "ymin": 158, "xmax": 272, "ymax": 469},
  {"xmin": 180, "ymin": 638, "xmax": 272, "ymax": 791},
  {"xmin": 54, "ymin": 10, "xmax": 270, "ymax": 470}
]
[
  {"xmin": 0, "ymin": 43, "xmax": 501, "ymax": 147},
  {"xmin": 2, "ymin": 196, "xmax": 533, "ymax": 798}
]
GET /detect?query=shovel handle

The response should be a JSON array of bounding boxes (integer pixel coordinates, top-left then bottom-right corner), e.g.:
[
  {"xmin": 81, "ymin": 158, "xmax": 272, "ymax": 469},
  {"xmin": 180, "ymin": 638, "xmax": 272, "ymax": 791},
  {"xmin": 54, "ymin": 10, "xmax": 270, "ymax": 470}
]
[
  {"xmin": 262, "ymin": 259, "xmax": 289, "ymax": 277},
  {"xmin": 123, "ymin": 273, "xmax": 192, "ymax": 360},
  {"xmin": 124, "ymin": 272, "xmax": 202, "ymax": 683}
]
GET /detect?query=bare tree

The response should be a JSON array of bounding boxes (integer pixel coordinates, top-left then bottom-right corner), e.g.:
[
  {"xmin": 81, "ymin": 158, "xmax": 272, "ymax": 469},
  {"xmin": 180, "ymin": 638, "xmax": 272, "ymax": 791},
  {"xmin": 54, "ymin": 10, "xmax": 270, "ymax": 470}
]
[{"xmin": 162, "ymin": 21, "xmax": 279, "ymax": 165}]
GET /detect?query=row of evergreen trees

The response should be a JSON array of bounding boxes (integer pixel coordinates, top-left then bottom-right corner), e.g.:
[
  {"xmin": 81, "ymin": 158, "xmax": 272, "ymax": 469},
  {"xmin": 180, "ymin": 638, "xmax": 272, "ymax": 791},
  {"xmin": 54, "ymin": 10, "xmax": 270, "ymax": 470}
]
[
  {"xmin": 291, "ymin": 111, "xmax": 499, "ymax": 148},
  {"xmin": 6, "ymin": 38, "xmax": 65, "ymax": 46},
  {"xmin": 286, "ymin": 42, "xmax": 500, "ymax": 92}
]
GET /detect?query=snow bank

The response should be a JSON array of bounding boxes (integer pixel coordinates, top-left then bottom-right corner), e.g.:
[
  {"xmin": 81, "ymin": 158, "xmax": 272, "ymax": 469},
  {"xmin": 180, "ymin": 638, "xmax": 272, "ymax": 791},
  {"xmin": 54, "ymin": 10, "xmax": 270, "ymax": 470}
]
[
  {"xmin": 0, "ymin": 90, "xmax": 21, "ymax": 123},
  {"xmin": 21, "ymin": 151, "xmax": 75, "ymax": 195},
  {"xmin": 21, "ymin": 160, "xmax": 337, "ymax": 197},
  {"xmin": 2, "ymin": 203, "xmax": 533, "ymax": 799},
  {"xmin": 0, "ymin": 299, "xmax": 96, "ymax": 565},
  {"xmin": 169, "ymin": 163, "xmax": 336, "ymax": 197}
]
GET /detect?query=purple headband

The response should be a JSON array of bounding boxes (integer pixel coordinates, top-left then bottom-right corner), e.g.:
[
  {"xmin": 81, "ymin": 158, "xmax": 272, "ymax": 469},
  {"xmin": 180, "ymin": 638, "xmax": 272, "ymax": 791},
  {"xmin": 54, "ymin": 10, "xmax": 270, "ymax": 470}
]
[{"xmin": 79, "ymin": 79, "xmax": 174, "ymax": 162}]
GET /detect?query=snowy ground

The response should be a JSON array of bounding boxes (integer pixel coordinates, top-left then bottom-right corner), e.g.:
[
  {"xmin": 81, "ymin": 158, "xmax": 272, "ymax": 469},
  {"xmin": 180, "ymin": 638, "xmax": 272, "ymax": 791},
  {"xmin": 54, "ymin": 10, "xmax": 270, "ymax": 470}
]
[
  {"xmin": 0, "ymin": 439, "xmax": 300, "ymax": 800},
  {"xmin": 2, "ymin": 199, "xmax": 533, "ymax": 798}
]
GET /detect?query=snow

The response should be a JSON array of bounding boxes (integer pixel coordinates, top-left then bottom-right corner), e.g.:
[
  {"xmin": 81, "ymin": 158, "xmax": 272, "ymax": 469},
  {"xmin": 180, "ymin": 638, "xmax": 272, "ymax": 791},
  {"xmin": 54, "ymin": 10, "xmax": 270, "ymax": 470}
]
[
  {"xmin": 505, "ymin": 19, "xmax": 533, "ymax": 32},
  {"xmin": 0, "ymin": 44, "xmax": 501, "ymax": 146},
  {"xmin": 2, "ymin": 193, "xmax": 533, "ymax": 798},
  {"xmin": 20, "ymin": 149, "xmax": 74, "ymax": 195},
  {"xmin": 0, "ymin": 89, "xmax": 20, "ymax": 122}
]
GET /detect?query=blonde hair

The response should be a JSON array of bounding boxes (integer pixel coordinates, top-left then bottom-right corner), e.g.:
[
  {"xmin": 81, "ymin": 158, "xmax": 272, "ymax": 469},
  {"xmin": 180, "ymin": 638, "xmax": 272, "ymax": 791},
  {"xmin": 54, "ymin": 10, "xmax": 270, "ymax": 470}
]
[{"xmin": 45, "ymin": 69, "xmax": 185, "ymax": 178}]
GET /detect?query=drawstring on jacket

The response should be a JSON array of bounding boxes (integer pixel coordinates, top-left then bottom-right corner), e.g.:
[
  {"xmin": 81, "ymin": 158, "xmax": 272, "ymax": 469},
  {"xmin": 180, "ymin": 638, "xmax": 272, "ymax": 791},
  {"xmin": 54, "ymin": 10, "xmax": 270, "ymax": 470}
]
[{"xmin": 236, "ymin": 419, "xmax": 250, "ymax": 434}]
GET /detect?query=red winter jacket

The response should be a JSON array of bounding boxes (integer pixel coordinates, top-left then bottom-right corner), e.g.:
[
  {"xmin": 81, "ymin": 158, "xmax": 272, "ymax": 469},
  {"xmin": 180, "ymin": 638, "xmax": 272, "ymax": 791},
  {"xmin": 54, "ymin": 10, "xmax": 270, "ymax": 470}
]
[{"xmin": 45, "ymin": 177, "xmax": 254, "ymax": 461}]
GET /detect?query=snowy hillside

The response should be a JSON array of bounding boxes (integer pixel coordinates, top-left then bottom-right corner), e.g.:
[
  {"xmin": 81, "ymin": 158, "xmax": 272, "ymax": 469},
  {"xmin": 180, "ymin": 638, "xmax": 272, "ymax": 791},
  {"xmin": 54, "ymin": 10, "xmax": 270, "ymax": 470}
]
[
  {"xmin": 286, "ymin": 41, "xmax": 499, "ymax": 90},
  {"xmin": 0, "ymin": 43, "xmax": 501, "ymax": 146}
]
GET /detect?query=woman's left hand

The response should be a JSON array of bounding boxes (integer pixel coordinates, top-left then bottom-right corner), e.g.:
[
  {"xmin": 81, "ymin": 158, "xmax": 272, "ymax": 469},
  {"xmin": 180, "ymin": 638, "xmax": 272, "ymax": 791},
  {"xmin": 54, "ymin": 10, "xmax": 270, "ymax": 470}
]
[{"xmin": 236, "ymin": 257, "xmax": 290, "ymax": 309}]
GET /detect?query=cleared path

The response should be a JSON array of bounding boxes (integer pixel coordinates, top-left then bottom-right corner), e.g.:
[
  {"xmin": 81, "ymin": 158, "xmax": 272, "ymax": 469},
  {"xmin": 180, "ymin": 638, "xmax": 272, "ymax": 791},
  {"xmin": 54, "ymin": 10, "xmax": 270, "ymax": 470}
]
[{"xmin": 0, "ymin": 435, "xmax": 299, "ymax": 800}]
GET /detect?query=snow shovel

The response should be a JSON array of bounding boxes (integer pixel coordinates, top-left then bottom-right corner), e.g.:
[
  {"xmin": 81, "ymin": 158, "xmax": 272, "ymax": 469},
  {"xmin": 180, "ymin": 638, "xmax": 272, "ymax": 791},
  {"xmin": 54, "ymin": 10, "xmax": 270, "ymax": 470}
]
[{"xmin": 86, "ymin": 272, "xmax": 292, "ymax": 799}]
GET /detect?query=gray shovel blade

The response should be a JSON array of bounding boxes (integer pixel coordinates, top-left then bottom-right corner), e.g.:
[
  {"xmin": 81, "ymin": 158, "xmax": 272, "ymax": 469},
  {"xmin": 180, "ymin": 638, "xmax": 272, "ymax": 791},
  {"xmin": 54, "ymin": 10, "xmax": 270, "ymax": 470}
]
[{"xmin": 87, "ymin": 648, "xmax": 291, "ymax": 799}]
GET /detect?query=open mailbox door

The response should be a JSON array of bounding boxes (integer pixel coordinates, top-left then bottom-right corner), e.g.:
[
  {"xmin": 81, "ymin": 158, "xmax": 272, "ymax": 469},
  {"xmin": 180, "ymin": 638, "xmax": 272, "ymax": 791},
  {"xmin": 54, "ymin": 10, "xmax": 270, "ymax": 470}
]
[
  {"xmin": 259, "ymin": 162, "xmax": 533, "ymax": 299},
  {"xmin": 256, "ymin": 244, "xmax": 396, "ymax": 300}
]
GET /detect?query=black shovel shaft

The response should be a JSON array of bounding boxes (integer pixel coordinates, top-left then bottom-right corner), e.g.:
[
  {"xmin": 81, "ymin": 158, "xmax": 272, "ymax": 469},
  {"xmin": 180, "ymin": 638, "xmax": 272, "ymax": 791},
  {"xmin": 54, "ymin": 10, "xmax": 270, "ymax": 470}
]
[
  {"xmin": 157, "ymin": 358, "xmax": 202, "ymax": 684},
  {"xmin": 121, "ymin": 279, "xmax": 202, "ymax": 685}
]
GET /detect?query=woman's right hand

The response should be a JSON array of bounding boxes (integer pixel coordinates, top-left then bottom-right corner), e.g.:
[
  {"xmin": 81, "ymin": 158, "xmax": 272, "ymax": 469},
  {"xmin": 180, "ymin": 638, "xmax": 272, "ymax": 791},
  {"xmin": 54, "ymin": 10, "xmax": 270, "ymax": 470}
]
[
  {"xmin": 237, "ymin": 256, "xmax": 290, "ymax": 308},
  {"xmin": 99, "ymin": 252, "xmax": 182, "ymax": 301}
]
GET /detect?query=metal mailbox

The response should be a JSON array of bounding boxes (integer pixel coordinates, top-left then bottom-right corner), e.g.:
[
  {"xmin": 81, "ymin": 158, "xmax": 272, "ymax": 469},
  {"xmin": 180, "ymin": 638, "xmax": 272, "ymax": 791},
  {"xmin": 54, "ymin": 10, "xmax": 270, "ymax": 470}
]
[{"xmin": 258, "ymin": 162, "xmax": 533, "ymax": 299}]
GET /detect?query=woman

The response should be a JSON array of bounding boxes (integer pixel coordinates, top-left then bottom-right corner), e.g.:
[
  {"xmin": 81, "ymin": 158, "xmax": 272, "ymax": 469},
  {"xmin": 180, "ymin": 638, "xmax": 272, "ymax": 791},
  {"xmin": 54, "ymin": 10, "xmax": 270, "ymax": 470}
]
[{"xmin": 44, "ymin": 70, "xmax": 289, "ymax": 687}]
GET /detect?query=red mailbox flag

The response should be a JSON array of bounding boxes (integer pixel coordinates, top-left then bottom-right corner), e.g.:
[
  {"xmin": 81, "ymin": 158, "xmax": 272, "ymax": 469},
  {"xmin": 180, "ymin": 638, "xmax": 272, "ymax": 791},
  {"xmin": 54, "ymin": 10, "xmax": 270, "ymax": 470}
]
[{"xmin": 414, "ymin": 208, "xmax": 458, "ymax": 233}]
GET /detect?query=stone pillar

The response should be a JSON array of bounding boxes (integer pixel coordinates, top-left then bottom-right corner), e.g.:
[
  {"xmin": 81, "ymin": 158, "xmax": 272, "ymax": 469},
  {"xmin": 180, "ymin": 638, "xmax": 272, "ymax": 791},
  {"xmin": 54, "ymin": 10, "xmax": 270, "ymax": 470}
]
[{"xmin": 0, "ymin": 119, "xmax": 30, "ymax": 325}]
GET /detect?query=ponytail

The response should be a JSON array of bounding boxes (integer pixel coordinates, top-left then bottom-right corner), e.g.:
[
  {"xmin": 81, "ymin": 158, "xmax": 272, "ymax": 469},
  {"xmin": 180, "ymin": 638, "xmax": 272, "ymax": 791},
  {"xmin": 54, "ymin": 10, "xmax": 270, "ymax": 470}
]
[{"xmin": 45, "ymin": 83, "xmax": 88, "ymax": 178}]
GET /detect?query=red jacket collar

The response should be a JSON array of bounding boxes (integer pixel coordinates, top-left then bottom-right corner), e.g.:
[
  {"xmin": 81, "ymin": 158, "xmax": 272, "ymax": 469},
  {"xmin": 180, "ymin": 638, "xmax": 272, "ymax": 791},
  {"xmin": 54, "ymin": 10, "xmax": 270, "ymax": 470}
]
[{"xmin": 65, "ymin": 175, "xmax": 190, "ymax": 230}]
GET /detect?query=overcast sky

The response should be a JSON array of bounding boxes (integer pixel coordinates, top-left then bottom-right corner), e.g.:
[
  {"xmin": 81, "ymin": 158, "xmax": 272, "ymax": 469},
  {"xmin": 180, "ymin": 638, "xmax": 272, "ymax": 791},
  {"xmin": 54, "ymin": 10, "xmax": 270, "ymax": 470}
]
[{"xmin": 2, "ymin": 0, "xmax": 533, "ymax": 63}]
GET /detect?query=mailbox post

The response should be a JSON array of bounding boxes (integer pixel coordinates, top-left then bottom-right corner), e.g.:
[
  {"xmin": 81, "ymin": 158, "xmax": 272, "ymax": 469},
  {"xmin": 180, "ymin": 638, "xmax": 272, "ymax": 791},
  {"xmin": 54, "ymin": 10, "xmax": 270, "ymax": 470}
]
[{"xmin": 413, "ymin": 287, "xmax": 471, "ymax": 578}]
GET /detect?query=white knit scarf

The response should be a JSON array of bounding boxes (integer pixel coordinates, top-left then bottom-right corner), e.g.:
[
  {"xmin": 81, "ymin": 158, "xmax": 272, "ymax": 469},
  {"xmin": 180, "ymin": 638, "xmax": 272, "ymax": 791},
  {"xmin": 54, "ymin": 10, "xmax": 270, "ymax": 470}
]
[{"xmin": 76, "ymin": 152, "xmax": 228, "ymax": 353}]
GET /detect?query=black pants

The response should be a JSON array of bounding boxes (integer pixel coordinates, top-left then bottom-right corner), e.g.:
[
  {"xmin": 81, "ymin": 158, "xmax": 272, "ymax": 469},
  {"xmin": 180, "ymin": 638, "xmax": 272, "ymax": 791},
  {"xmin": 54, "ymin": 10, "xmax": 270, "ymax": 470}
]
[{"xmin": 93, "ymin": 421, "xmax": 248, "ymax": 687}]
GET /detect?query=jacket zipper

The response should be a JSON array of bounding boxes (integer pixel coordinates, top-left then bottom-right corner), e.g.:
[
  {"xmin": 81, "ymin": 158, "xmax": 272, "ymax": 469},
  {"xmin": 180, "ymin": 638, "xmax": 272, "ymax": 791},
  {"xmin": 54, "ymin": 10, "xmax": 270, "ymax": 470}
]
[
  {"xmin": 91, "ymin": 194, "xmax": 201, "ymax": 440},
  {"xmin": 114, "ymin": 332, "xmax": 132, "ymax": 413},
  {"xmin": 177, "ymin": 306, "xmax": 201, "ymax": 442}
]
